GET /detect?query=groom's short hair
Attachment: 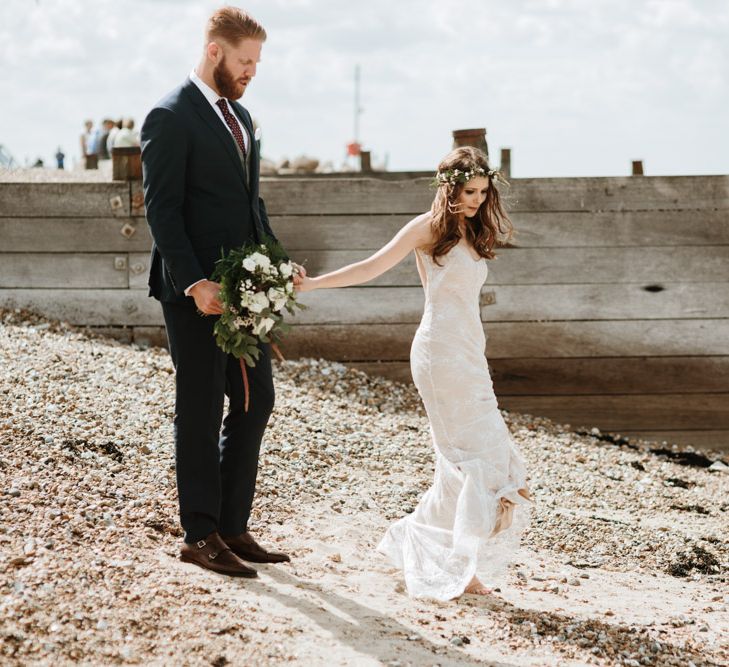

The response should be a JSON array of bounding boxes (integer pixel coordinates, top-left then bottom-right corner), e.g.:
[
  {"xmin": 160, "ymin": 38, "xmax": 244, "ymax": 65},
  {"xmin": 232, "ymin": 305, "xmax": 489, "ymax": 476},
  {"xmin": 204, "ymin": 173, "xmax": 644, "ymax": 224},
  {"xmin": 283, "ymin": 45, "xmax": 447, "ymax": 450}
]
[{"xmin": 206, "ymin": 6, "xmax": 267, "ymax": 45}]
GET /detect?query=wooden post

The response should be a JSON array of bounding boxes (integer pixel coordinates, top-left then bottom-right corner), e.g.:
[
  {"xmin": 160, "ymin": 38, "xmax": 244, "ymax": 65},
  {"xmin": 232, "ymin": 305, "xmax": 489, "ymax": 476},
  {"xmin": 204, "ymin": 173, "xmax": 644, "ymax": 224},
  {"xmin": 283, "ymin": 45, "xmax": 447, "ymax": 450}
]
[
  {"xmin": 632, "ymin": 160, "xmax": 644, "ymax": 176},
  {"xmin": 360, "ymin": 150, "xmax": 372, "ymax": 173},
  {"xmin": 452, "ymin": 128, "xmax": 489, "ymax": 158},
  {"xmin": 112, "ymin": 146, "xmax": 142, "ymax": 181},
  {"xmin": 500, "ymin": 148, "xmax": 511, "ymax": 179}
]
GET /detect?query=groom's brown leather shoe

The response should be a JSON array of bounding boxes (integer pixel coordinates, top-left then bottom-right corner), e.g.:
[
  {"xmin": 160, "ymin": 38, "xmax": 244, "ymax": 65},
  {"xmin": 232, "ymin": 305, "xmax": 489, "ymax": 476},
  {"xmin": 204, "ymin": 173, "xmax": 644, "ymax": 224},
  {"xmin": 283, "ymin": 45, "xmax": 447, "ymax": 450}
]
[
  {"xmin": 222, "ymin": 531, "xmax": 291, "ymax": 564},
  {"xmin": 180, "ymin": 531, "xmax": 258, "ymax": 577}
]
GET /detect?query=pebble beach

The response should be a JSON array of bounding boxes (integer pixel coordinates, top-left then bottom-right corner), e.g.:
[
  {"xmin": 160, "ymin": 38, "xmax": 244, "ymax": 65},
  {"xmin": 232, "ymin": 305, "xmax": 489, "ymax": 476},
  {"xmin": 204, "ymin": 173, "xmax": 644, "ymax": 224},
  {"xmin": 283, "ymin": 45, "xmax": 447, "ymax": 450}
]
[{"xmin": 1, "ymin": 308, "xmax": 727, "ymax": 666}]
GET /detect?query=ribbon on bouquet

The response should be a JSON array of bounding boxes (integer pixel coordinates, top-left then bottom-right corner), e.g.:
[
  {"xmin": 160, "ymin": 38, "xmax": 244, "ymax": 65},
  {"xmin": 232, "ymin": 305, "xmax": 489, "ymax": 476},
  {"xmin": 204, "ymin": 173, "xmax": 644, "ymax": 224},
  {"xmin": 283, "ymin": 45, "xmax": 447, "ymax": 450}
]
[{"xmin": 240, "ymin": 343, "xmax": 285, "ymax": 412}]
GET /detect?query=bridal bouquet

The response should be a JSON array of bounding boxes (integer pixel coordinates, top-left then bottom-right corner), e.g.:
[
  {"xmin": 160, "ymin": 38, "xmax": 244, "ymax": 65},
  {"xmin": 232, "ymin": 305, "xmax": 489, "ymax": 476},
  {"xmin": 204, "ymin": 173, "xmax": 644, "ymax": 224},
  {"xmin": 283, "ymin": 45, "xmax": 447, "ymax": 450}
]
[{"xmin": 211, "ymin": 237, "xmax": 304, "ymax": 373}]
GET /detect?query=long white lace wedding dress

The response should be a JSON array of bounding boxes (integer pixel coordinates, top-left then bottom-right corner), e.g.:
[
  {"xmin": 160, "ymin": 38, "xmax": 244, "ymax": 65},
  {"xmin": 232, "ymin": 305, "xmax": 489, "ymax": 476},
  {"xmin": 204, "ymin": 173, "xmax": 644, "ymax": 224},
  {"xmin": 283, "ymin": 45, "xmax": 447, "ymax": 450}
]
[{"xmin": 377, "ymin": 225, "xmax": 532, "ymax": 601}]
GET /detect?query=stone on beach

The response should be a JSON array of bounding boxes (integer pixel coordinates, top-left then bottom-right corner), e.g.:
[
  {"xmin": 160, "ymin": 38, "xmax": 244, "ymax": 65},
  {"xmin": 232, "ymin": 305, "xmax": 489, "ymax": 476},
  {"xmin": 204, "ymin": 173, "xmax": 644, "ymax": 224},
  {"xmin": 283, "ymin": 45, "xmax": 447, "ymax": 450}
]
[{"xmin": 0, "ymin": 308, "xmax": 727, "ymax": 666}]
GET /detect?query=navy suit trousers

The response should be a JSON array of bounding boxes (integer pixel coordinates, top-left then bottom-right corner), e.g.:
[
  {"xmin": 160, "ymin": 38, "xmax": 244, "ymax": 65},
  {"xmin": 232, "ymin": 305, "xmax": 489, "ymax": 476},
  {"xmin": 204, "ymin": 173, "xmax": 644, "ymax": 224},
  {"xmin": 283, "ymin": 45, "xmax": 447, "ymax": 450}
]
[{"xmin": 161, "ymin": 300, "xmax": 275, "ymax": 543}]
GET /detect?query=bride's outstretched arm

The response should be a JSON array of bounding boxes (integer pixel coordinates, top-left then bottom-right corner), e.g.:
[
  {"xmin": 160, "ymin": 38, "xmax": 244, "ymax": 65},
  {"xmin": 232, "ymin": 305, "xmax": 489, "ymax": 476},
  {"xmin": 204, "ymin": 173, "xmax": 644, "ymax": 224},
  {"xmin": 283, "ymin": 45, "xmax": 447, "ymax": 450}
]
[{"xmin": 297, "ymin": 214, "xmax": 432, "ymax": 291}]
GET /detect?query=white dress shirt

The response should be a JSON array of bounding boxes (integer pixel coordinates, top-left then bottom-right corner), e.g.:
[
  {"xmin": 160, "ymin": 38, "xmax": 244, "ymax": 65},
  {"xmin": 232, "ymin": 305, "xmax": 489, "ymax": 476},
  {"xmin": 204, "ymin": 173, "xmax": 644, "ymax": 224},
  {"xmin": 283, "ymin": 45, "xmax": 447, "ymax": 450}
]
[
  {"xmin": 189, "ymin": 68, "xmax": 249, "ymax": 153},
  {"xmin": 185, "ymin": 69, "xmax": 250, "ymax": 296}
]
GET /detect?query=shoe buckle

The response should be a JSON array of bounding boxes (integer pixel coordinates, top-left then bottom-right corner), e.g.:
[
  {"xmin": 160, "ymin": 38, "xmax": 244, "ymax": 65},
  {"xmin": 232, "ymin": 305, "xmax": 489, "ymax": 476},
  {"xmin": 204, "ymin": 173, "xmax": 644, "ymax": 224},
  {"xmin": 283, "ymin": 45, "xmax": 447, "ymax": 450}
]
[
  {"xmin": 209, "ymin": 551, "xmax": 218, "ymax": 560},
  {"xmin": 196, "ymin": 540, "xmax": 206, "ymax": 549}
]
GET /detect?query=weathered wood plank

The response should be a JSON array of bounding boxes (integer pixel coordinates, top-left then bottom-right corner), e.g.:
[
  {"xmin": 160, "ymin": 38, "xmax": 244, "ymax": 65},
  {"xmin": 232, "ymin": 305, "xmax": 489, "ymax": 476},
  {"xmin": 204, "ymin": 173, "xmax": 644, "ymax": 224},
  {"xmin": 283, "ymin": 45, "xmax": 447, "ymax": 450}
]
[
  {"xmin": 256, "ymin": 176, "xmax": 729, "ymax": 215},
  {"xmin": 481, "ymin": 283, "xmax": 729, "ymax": 321},
  {"xmin": 292, "ymin": 283, "xmax": 729, "ymax": 324},
  {"xmin": 508, "ymin": 210, "xmax": 729, "ymax": 248},
  {"xmin": 484, "ymin": 320, "xmax": 729, "ymax": 358},
  {"xmin": 490, "ymin": 357, "xmax": 729, "ymax": 394},
  {"xmin": 0, "ymin": 289, "xmax": 162, "ymax": 326},
  {"xmin": 501, "ymin": 176, "xmax": 729, "ymax": 213},
  {"xmin": 4, "ymin": 209, "xmax": 725, "ymax": 254},
  {"xmin": 619, "ymin": 430, "xmax": 729, "ymax": 451},
  {"xmin": 272, "ymin": 210, "xmax": 729, "ymax": 251},
  {"xmin": 4, "ymin": 175, "xmax": 727, "ymax": 227},
  {"xmin": 82, "ymin": 326, "xmax": 134, "ymax": 344},
  {"xmin": 346, "ymin": 357, "xmax": 729, "ymax": 395},
  {"xmin": 27, "ymin": 318, "xmax": 729, "ymax": 366},
  {"xmin": 257, "ymin": 178, "xmax": 431, "ymax": 215},
  {"xmin": 490, "ymin": 246, "xmax": 729, "ymax": 284},
  {"xmin": 497, "ymin": 394, "xmax": 729, "ymax": 430},
  {"xmin": 0, "ymin": 183, "xmax": 131, "ymax": 217},
  {"xmin": 128, "ymin": 253, "xmax": 151, "ymax": 289},
  {"xmin": 0, "ymin": 253, "xmax": 129, "ymax": 289},
  {"xmin": 132, "ymin": 326, "xmax": 167, "ymax": 348},
  {"xmin": 293, "ymin": 288, "xmax": 423, "ymax": 324},
  {"xmin": 281, "ymin": 320, "xmax": 729, "ymax": 360},
  {"xmin": 274, "ymin": 214, "xmax": 410, "ymax": 250},
  {"xmin": 283, "ymin": 324, "xmax": 416, "ymax": 360},
  {"xmin": 289, "ymin": 246, "xmax": 729, "ymax": 285},
  {"xmin": 0, "ymin": 218, "xmax": 153, "ymax": 252},
  {"xmin": 345, "ymin": 362, "xmax": 413, "ymax": 383}
]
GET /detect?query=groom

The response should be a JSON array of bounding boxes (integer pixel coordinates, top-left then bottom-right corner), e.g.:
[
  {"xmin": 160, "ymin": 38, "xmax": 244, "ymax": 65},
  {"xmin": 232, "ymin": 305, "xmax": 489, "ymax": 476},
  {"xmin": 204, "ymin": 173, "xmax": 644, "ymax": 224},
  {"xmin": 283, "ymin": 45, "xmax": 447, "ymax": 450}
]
[{"xmin": 141, "ymin": 7, "xmax": 299, "ymax": 577}]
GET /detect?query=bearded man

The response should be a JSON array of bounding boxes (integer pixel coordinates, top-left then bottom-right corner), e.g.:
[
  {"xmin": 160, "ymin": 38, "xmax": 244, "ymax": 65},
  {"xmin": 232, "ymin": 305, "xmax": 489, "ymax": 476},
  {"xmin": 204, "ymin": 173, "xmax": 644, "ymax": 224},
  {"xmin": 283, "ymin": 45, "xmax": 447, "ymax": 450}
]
[{"xmin": 140, "ymin": 6, "xmax": 301, "ymax": 577}]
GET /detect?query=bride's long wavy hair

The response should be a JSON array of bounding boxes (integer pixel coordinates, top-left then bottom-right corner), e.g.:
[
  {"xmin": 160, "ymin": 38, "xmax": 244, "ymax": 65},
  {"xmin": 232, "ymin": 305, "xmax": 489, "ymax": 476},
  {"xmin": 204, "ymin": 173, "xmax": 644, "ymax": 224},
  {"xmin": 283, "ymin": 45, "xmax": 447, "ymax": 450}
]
[{"xmin": 428, "ymin": 147, "xmax": 513, "ymax": 265}]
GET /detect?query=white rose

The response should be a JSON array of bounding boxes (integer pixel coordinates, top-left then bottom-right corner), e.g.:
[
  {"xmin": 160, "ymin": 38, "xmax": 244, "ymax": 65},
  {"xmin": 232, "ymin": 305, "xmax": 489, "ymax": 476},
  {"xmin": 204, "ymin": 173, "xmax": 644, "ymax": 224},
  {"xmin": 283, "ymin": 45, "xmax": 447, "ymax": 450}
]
[
  {"xmin": 252, "ymin": 317, "xmax": 275, "ymax": 336},
  {"xmin": 247, "ymin": 291, "xmax": 270, "ymax": 314},
  {"xmin": 242, "ymin": 257, "xmax": 257, "ymax": 272},
  {"xmin": 249, "ymin": 252, "xmax": 271, "ymax": 270},
  {"xmin": 267, "ymin": 287, "xmax": 288, "ymax": 311},
  {"xmin": 279, "ymin": 262, "xmax": 294, "ymax": 278}
]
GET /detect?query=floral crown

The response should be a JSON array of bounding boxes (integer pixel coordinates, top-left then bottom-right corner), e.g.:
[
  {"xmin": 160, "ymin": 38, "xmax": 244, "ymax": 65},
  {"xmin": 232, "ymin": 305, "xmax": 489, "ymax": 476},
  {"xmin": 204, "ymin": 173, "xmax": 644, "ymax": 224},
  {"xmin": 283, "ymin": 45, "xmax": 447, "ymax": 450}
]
[{"xmin": 433, "ymin": 166, "xmax": 508, "ymax": 187}]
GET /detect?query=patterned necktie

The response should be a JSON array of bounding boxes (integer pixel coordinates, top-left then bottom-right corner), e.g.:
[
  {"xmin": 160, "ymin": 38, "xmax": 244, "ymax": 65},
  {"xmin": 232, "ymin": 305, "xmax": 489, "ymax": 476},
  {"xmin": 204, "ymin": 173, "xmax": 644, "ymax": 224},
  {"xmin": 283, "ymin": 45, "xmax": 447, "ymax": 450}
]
[{"xmin": 215, "ymin": 98, "xmax": 247, "ymax": 158}]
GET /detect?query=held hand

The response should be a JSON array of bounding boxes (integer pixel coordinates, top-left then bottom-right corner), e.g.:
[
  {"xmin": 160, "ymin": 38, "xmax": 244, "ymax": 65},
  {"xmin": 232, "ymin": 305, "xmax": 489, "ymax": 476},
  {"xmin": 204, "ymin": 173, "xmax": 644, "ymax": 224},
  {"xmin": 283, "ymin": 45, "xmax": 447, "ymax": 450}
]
[
  {"xmin": 291, "ymin": 262, "xmax": 307, "ymax": 286},
  {"xmin": 189, "ymin": 280, "xmax": 224, "ymax": 315},
  {"xmin": 295, "ymin": 275, "xmax": 316, "ymax": 293}
]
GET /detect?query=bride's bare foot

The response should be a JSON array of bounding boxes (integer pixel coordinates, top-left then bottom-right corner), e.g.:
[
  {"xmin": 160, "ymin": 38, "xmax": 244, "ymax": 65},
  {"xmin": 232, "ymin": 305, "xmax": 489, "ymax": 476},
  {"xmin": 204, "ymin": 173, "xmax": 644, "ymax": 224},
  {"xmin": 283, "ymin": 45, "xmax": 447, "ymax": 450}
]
[{"xmin": 463, "ymin": 576, "xmax": 492, "ymax": 596}]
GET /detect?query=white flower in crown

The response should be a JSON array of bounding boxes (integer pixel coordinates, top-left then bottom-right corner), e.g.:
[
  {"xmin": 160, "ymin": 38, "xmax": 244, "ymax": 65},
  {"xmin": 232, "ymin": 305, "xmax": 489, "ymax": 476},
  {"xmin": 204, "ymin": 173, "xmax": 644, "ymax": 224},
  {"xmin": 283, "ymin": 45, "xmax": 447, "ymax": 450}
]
[{"xmin": 433, "ymin": 165, "xmax": 497, "ymax": 188}]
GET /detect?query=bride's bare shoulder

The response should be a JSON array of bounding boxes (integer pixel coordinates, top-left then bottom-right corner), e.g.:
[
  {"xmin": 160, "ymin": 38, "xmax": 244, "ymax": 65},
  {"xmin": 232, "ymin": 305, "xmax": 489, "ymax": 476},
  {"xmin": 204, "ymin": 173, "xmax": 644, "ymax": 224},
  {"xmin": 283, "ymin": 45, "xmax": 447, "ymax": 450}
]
[
  {"xmin": 403, "ymin": 212, "xmax": 434, "ymax": 244},
  {"xmin": 407, "ymin": 211, "xmax": 432, "ymax": 227}
]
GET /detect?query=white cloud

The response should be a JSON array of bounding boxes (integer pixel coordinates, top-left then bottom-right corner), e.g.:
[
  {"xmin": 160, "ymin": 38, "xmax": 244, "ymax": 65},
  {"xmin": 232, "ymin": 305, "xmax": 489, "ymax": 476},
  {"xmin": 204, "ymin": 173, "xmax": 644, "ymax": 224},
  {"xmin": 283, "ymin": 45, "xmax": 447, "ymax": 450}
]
[{"xmin": 0, "ymin": 0, "xmax": 726, "ymax": 175}]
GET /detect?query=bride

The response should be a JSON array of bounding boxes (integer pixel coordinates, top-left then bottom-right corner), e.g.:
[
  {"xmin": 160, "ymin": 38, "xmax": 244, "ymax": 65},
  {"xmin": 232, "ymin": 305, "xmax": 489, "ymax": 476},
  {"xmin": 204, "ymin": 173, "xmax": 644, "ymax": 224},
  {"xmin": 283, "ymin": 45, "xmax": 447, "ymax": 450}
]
[{"xmin": 297, "ymin": 147, "xmax": 532, "ymax": 600}]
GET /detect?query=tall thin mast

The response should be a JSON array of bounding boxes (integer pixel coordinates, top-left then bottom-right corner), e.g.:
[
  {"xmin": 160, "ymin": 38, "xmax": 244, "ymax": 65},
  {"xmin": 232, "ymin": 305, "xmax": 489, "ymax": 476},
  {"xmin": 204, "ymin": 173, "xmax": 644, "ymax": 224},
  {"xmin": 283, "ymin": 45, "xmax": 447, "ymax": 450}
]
[{"xmin": 354, "ymin": 64, "xmax": 362, "ymax": 145}]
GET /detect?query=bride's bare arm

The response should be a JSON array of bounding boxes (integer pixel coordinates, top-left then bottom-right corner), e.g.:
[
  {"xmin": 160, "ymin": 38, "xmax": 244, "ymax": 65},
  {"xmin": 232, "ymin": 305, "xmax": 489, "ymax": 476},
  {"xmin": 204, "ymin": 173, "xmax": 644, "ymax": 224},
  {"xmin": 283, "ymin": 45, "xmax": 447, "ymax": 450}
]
[{"xmin": 297, "ymin": 214, "xmax": 432, "ymax": 291}]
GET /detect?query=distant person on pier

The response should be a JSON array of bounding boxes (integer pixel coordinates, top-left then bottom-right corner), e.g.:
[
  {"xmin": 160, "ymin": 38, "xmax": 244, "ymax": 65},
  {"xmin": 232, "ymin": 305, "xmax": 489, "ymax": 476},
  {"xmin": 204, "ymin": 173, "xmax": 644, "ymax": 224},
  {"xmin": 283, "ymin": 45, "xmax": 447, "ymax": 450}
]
[
  {"xmin": 80, "ymin": 119, "xmax": 98, "ymax": 169},
  {"xmin": 113, "ymin": 118, "xmax": 140, "ymax": 148},
  {"xmin": 55, "ymin": 147, "xmax": 65, "ymax": 170},
  {"xmin": 105, "ymin": 119, "xmax": 122, "ymax": 155},
  {"xmin": 97, "ymin": 118, "xmax": 116, "ymax": 162}
]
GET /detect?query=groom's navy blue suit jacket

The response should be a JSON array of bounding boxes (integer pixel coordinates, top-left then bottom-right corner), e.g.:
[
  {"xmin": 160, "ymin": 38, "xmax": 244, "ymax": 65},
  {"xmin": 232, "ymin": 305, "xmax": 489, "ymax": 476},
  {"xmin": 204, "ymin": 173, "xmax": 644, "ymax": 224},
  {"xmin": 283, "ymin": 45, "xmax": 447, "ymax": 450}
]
[{"xmin": 141, "ymin": 78, "xmax": 279, "ymax": 303}]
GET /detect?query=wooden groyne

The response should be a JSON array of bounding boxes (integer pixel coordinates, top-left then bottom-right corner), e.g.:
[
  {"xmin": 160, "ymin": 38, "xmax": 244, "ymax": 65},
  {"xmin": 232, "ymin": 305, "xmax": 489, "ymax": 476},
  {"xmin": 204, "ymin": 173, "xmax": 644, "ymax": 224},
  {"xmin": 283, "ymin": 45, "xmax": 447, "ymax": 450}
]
[{"xmin": 1, "ymin": 173, "xmax": 728, "ymax": 449}]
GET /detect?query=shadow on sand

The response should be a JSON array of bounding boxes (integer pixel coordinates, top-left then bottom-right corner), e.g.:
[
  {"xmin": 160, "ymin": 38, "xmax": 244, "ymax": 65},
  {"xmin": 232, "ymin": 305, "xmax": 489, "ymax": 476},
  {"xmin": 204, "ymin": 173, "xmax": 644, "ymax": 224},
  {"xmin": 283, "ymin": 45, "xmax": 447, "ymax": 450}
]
[{"xmin": 238, "ymin": 565, "xmax": 517, "ymax": 667}]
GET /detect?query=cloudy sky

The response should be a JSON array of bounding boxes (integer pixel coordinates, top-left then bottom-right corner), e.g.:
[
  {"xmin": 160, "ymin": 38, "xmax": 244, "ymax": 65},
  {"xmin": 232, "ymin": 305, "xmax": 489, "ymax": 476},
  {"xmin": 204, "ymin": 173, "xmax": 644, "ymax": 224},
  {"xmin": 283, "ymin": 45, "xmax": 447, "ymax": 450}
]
[{"xmin": 1, "ymin": 0, "xmax": 727, "ymax": 176}]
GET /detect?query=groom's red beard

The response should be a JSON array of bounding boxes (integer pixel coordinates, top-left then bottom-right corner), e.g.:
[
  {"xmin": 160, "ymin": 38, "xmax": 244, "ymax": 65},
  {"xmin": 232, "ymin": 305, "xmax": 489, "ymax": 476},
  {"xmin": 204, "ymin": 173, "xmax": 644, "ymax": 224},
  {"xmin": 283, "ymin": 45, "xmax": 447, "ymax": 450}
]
[{"xmin": 213, "ymin": 55, "xmax": 250, "ymax": 100}]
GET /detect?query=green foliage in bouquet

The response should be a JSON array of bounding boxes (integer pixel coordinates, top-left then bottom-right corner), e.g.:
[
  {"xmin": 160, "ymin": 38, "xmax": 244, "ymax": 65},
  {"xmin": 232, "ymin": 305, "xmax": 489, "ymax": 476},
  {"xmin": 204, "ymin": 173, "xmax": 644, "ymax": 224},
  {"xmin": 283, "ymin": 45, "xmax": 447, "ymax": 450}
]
[{"xmin": 211, "ymin": 236, "xmax": 306, "ymax": 367}]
